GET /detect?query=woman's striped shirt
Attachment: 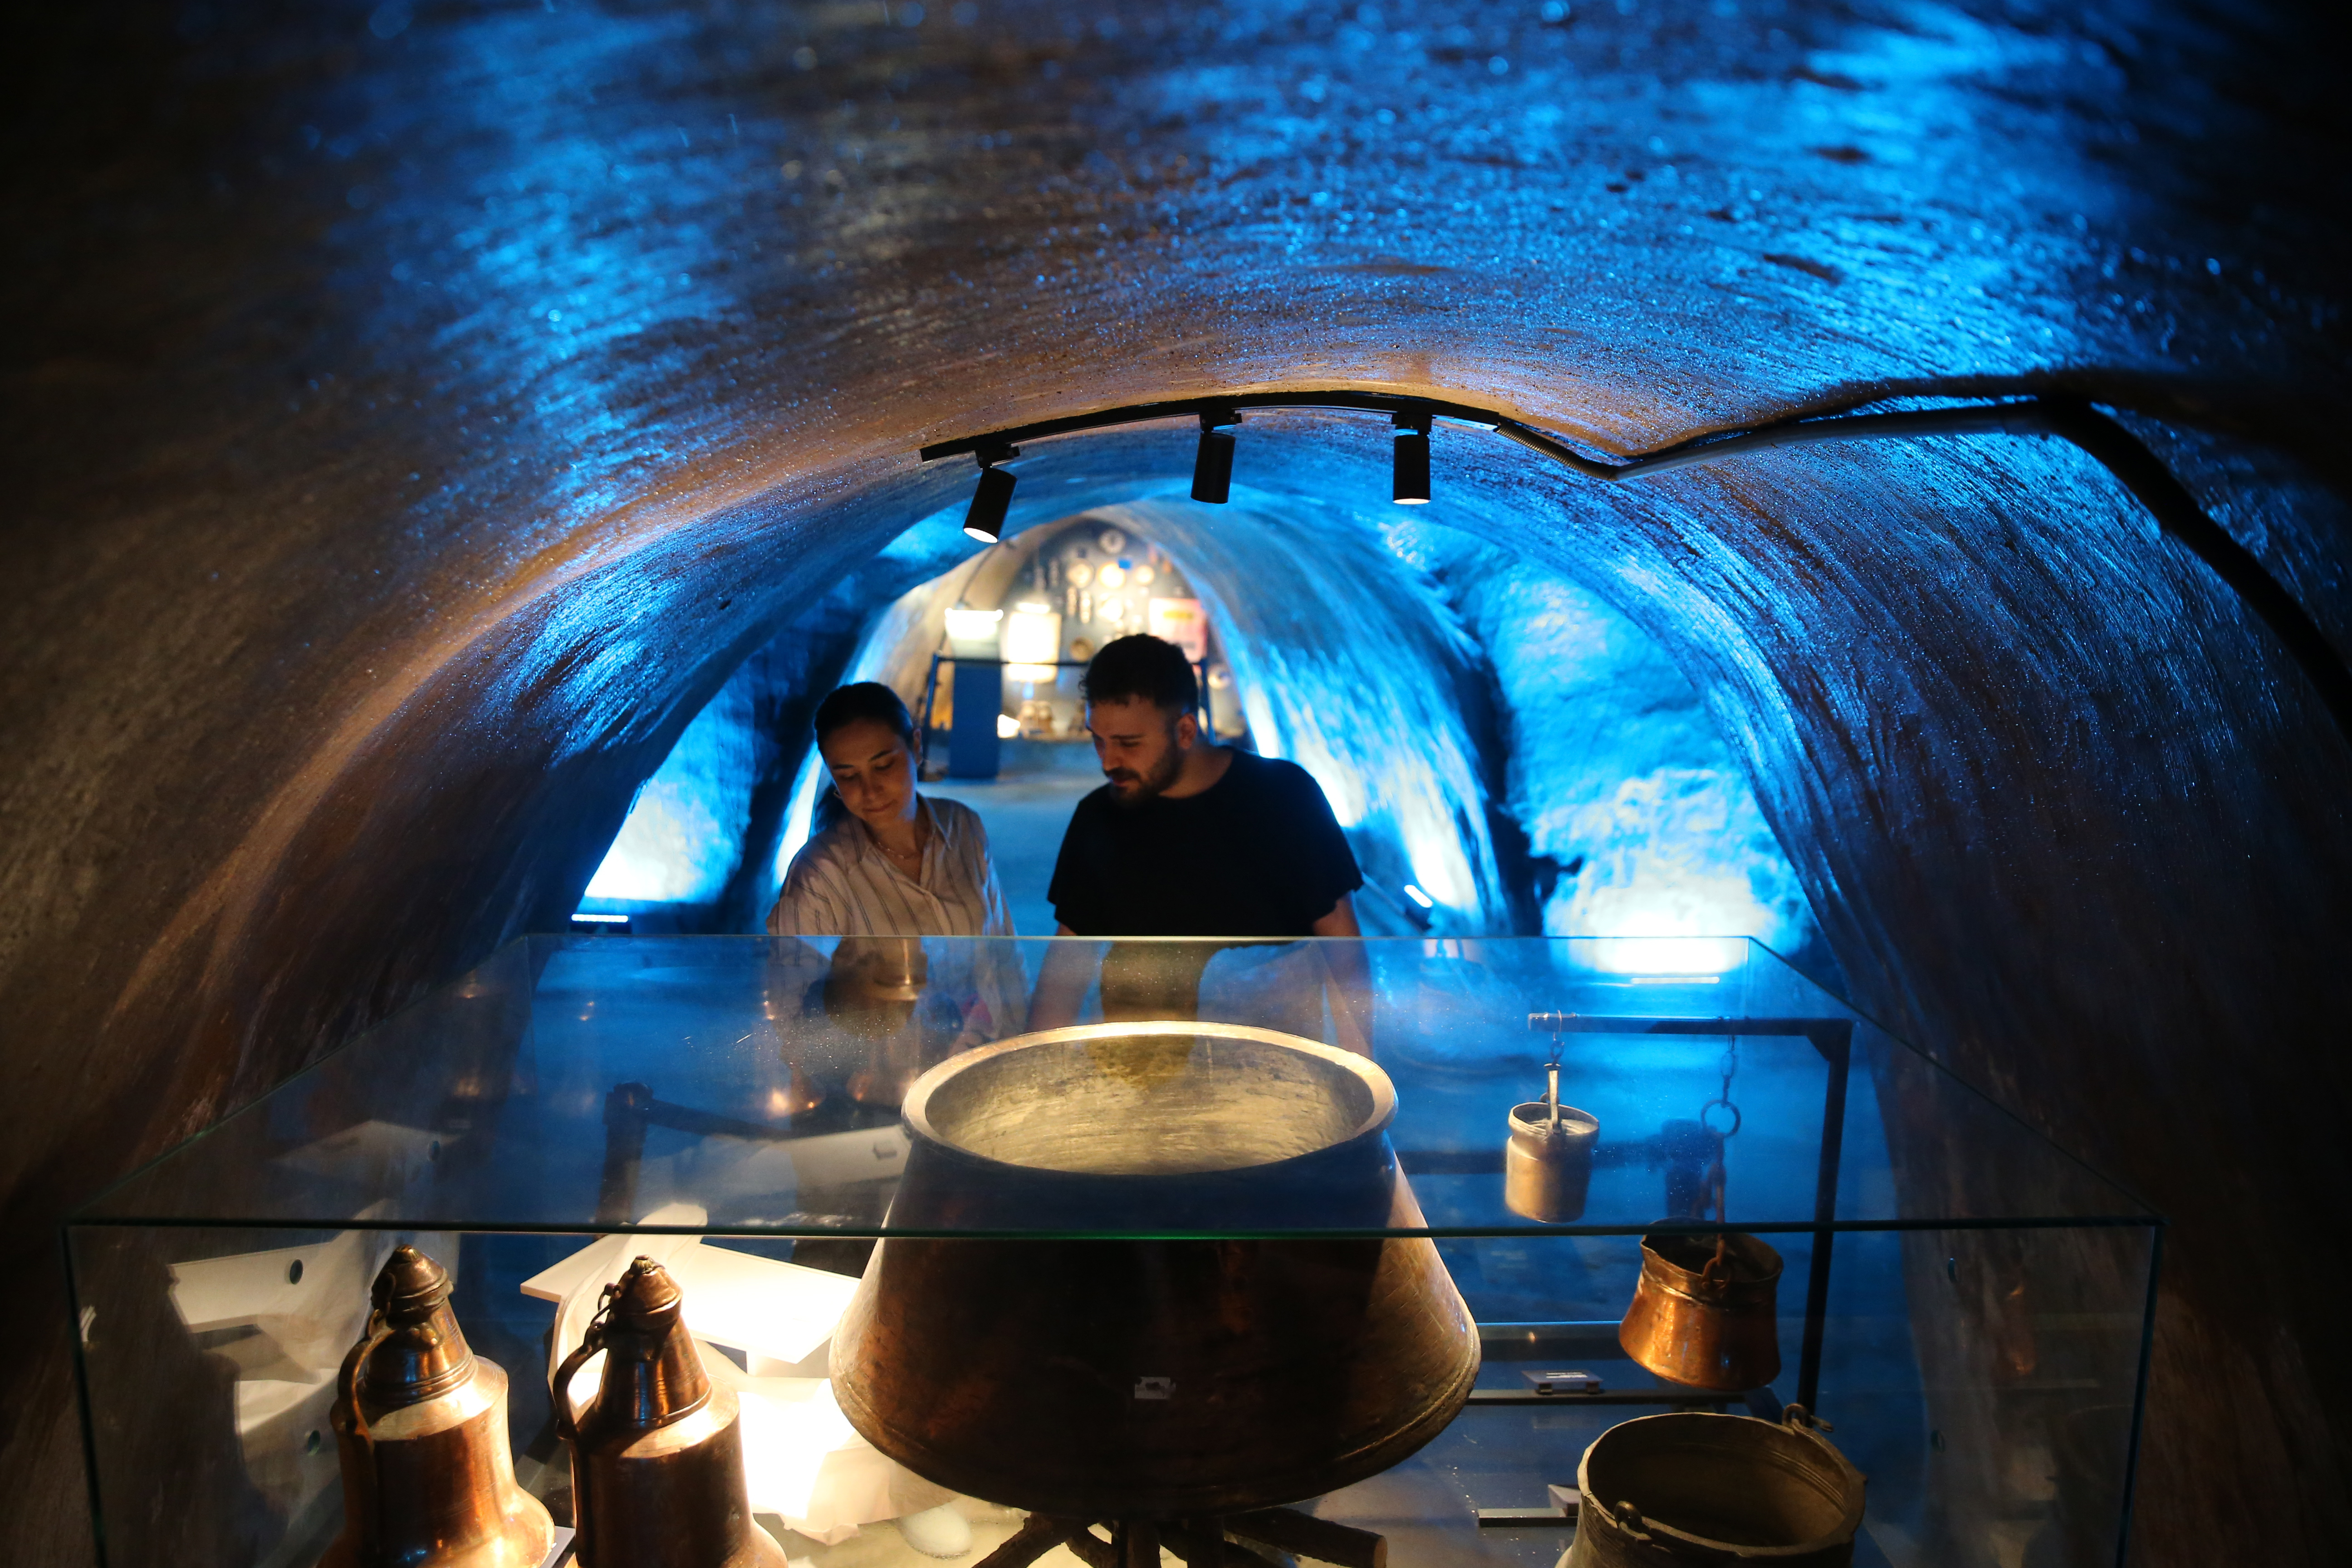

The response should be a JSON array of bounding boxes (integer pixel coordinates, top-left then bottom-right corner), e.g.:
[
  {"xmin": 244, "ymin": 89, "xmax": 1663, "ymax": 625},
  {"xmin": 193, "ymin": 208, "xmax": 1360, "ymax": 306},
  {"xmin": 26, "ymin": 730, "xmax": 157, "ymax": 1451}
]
[{"xmin": 766, "ymin": 794, "xmax": 1014, "ymax": 940}]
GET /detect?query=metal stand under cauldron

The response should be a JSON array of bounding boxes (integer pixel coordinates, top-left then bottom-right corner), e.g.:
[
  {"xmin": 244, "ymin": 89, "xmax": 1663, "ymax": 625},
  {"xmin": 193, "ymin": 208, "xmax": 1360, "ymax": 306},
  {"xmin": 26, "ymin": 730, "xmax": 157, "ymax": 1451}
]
[{"xmin": 970, "ymin": 1508, "xmax": 1387, "ymax": 1568}]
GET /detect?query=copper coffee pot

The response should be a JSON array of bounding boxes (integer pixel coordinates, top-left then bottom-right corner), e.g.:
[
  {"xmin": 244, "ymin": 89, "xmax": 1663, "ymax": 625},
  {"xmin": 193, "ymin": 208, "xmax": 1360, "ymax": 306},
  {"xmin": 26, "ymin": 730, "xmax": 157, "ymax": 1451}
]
[
  {"xmin": 318, "ymin": 1245, "xmax": 553, "ymax": 1568},
  {"xmin": 554, "ymin": 1258, "xmax": 788, "ymax": 1568}
]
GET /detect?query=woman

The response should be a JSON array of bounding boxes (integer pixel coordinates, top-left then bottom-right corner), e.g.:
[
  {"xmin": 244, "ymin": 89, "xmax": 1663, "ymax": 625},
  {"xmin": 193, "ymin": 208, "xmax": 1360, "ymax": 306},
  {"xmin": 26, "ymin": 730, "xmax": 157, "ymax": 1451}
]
[
  {"xmin": 768, "ymin": 681, "xmax": 1014, "ymax": 940},
  {"xmin": 767, "ymin": 680, "xmax": 1022, "ymax": 1093}
]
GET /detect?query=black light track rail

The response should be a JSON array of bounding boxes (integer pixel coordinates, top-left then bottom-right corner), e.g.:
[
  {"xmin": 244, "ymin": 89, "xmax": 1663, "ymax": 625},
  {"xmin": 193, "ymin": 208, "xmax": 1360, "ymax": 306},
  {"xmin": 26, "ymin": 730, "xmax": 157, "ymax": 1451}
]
[{"xmin": 918, "ymin": 392, "xmax": 2352, "ymax": 749}]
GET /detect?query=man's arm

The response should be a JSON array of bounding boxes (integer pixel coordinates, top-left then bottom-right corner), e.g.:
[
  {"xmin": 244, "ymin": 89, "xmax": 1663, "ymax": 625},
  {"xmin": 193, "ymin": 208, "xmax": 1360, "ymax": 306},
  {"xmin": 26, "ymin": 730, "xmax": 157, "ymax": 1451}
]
[
  {"xmin": 1311, "ymin": 895, "xmax": 1375, "ymax": 1055},
  {"xmin": 1027, "ymin": 923, "xmax": 1098, "ymax": 1030}
]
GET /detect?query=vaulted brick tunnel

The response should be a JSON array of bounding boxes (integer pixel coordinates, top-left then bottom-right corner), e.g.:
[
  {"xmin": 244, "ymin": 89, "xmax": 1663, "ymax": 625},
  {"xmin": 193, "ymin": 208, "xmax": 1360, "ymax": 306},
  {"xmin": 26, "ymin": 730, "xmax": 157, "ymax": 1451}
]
[{"xmin": 3, "ymin": 2, "xmax": 2346, "ymax": 1562}]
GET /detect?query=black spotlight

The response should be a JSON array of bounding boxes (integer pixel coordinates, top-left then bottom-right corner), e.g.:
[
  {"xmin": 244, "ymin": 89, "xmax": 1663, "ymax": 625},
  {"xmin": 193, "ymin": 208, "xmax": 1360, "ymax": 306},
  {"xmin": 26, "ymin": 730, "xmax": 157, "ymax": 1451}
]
[
  {"xmin": 1392, "ymin": 410, "xmax": 1432, "ymax": 505},
  {"xmin": 1191, "ymin": 407, "xmax": 1238, "ymax": 504},
  {"xmin": 962, "ymin": 446, "xmax": 1018, "ymax": 542}
]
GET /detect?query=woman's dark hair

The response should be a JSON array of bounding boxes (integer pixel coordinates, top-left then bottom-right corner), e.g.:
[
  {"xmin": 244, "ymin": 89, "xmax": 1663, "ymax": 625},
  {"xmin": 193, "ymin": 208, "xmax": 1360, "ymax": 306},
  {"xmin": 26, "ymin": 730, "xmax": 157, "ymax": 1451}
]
[
  {"xmin": 1081, "ymin": 634, "xmax": 1198, "ymax": 715},
  {"xmin": 810, "ymin": 682, "xmax": 918, "ymax": 831},
  {"xmin": 814, "ymin": 681, "xmax": 917, "ymax": 748}
]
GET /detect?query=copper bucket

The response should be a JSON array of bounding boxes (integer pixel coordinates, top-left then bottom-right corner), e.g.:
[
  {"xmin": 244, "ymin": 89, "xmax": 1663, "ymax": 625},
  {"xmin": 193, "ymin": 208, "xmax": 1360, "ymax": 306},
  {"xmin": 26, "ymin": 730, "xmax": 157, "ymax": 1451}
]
[
  {"xmin": 318, "ymin": 1246, "xmax": 552, "ymax": 1568},
  {"xmin": 554, "ymin": 1258, "xmax": 788, "ymax": 1568},
  {"xmin": 1619, "ymin": 1230, "xmax": 1783, "ymax": 1392},
  {"xmin": 1565, "ymin": 1409, "xmax": 1863, "ymax": 1567},
  {"xmin": 831, "ymin": 1020, "xmax": 1481, "ymax": 1520}
]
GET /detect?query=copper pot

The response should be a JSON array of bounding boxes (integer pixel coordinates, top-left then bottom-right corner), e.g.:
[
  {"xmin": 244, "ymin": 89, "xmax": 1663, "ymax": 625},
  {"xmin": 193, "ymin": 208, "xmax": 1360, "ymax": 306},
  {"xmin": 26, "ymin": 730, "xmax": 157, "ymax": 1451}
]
[
  {"xmin": 831, "ymin": 1021, "xmax": 1480, "ymax": 1520},
  {"xmin": 1566, "ymin": 1409, "xmax": 1863, "ymax": 1567},
  {"xmin": 554, "ymin": 1259, "xmax": 788, "ymax": 1568},
  {"xmin": 318, "ymin": 1246, "xmax": 552, "ymax": 1568},
  {"xmin": 1619, "ymin": 1230, "xmax": 1783, "ymax": 1392}
]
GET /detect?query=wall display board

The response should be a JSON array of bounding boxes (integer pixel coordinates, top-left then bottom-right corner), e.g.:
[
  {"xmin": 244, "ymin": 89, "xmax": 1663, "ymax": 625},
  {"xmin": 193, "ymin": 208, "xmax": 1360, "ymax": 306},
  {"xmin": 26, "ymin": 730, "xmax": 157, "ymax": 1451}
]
[
  {"xmin": 979, "ymin": 525, "xmax": 1234, "ymax": 743},
  {"xmin": 70, "ymin": 936, "xmax": 2156, "ymax": 1568},
  {"xmin": 1147, "ymin": 598, "xmax": 1209, "ymax": 664}
]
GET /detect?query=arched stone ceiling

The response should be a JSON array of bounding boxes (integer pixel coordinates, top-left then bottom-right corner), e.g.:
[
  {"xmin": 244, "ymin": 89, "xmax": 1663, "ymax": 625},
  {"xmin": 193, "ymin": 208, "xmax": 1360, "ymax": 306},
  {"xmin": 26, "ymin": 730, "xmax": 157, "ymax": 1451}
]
[{"xmin": 3, "ymin": 2, "xmax": 2347, "ymax": 1560}]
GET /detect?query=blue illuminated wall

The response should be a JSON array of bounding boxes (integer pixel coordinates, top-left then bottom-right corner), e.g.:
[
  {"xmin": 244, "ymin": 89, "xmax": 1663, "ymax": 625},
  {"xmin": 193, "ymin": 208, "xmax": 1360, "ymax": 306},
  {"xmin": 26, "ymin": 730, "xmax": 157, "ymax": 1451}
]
[
  {"xmin": 581, "ymin": 674, "xmax": 760, "ymax": 908},
  {"xmin": 1390, "ymin": 523, "xmax": 1825, "ymax": 970},
  {"xmin": 578, "ymin": 507, "xmax": 986, "ymax": 929},
  {"xmin": 1106, "ymin": 494, "xmax": 1823, "ymax": 956}
]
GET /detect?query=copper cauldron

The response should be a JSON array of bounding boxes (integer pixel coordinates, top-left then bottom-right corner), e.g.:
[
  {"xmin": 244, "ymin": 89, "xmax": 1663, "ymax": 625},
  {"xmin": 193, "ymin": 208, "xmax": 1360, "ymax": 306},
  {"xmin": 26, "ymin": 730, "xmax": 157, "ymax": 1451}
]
[
  {"xmin": 1566, "ymin": 1409, "xmax": 1863, "ymax": 1567},
  {"xmin": 554, "ymin": 1258, "xmax": 788, "ymax": 1568},
  {"xmin": 1619, "ymin": 1230, "xmax": 1784, "ymax": 1392},
  {"xmin": 831, "ymin": 1021, "xmax": 1480, "ymax": 1520},
  {"xmin": 318, "ymin": 1246, "xmax": 552, "ymax": 1568}
]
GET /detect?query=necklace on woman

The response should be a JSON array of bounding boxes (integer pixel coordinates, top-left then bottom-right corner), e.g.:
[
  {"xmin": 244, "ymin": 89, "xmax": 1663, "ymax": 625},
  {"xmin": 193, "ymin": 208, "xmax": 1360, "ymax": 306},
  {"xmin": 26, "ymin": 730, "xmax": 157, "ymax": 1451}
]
[{"xmin": 878, "ymin": 819, "xmax": 926, "ymax": 875}]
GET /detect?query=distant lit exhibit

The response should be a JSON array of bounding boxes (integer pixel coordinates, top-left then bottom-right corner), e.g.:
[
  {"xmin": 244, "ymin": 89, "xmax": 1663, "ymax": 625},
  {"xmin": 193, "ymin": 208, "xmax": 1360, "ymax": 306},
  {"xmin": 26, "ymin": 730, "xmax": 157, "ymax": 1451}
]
[{"xmin": 11, "ymin": 4, "xmax": 2347, "ymax": 1568}]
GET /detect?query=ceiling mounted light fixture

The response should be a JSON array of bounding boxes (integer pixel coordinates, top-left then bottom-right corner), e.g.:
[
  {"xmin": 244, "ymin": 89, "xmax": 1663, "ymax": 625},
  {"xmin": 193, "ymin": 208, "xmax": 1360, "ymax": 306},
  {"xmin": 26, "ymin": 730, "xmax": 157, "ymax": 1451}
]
[
  {"xmin": 917, "ymin": 389, "xmax": 2352, "ymax": 750},
  {"xmin": 1191, "ymin": 406, "xmax": 1239, "ymax": 504},
  {"xmin": 961, "ymin": 440, "xmax": 1019, "ymax": 542},
  {"xmin": 1392, "ymin": 410, "xmax": 1432, "ymax": 505}
]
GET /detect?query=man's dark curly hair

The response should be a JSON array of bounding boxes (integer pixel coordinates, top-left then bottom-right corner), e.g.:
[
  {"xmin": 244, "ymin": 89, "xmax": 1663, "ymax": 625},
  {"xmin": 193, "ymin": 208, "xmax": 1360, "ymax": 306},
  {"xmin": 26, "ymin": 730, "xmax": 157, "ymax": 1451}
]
[{"xmin": 1081, "ymin": 634, "xmax": 1198, "ymax": 715}]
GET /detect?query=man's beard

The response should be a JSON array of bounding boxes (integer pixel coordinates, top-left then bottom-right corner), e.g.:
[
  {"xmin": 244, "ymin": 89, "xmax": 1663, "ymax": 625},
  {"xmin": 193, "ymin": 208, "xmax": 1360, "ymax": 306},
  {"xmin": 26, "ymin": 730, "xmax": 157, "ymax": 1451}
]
[{"xmin": 1107, "ymin": 741, "xmax": 1184, "ymax": 806}]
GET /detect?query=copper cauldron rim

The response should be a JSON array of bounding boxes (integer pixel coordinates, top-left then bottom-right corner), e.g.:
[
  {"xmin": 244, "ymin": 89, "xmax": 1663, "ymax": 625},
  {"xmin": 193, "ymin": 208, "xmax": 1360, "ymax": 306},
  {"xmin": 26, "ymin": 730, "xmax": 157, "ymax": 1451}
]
[
  {"xmin": 900, "ymin": 1019, "xmax": 1398, "ymax": 1171},
  {"xmin": 1640, "ymin": 1228, "xmax": 1784, "ymax": 1285},
  {"xmin": 1509, "ymin": 1101, "xmax": 1599, "ymax": 1134}
]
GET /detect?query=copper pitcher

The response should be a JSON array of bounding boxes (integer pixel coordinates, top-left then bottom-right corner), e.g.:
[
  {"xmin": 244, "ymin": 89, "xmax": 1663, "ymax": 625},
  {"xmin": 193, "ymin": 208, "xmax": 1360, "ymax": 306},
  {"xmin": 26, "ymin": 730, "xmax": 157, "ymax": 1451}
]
[
  {"xmin": 554, "ymin": 1258, "xmax": 788, "ymax": 1568},
  {"xmin": 1619, "ymin": 1230, "xmax": 1783, "ymax": 1392},
  {"xmin": 318, "ymin": 1245, "xmax": 553, "ymax": 1568}
]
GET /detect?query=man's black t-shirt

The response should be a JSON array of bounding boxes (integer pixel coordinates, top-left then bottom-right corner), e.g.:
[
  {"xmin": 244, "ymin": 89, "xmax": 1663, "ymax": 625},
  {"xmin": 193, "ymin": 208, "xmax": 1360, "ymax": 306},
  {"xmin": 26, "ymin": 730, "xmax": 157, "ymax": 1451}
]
[{"xmin": 1048, "ymin": 750, "xmax": 1364, "ymax": 937}]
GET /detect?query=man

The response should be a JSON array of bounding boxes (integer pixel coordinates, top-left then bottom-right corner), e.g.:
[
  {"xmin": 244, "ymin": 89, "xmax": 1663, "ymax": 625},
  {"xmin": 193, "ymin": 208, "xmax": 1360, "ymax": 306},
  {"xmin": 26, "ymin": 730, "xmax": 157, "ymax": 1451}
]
[{"xmin": 1032, "ymin": 634, "xmax": 1372, "ymax": 1047}]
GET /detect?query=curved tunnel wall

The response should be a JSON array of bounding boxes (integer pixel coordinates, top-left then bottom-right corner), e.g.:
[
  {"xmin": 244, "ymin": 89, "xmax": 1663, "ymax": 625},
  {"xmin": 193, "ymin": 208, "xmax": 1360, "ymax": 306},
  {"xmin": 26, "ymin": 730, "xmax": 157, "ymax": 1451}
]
[{"xmin": 4, "ymin": 2, "xmax": 2349, "ymax": 1562}]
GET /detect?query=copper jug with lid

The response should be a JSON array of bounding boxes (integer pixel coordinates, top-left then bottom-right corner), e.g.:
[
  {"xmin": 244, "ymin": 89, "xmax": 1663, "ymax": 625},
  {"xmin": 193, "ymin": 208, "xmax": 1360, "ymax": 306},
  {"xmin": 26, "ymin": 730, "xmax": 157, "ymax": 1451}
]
[
  {"xmin": 554, "ymin": 1257, "xmax": 788, "ymax": 1568},
  {"xmin": 318, "ymin": 1245, "xmax": 553, "ymax": 1568},
  {"xmin": 1619, "ymin": 1229, "xmax": 1784, "ymax": 1392}
]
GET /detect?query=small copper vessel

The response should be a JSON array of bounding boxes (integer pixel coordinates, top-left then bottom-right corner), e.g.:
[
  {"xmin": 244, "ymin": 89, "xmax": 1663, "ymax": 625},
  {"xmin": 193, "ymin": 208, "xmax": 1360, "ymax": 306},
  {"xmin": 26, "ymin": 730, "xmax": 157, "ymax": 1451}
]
[
  {"xmin": 1505, "ymin": 1100, "xmax": 1600, "ymax": 1221},
  {"xmin": 318, "ymin": 1245, "xmax": 553, "ymax": 1568},
  {"xmin": 1504, "ymin": 1056, "xmax": 1600, "ymax": 1225},
  {"xmin": 1619, "ymin": 1230, "xmax": 1783, "ymax": 1392},
  {"xmin": 554, "ymin": 1258, "xmax": 788, "ymax": 1568}
]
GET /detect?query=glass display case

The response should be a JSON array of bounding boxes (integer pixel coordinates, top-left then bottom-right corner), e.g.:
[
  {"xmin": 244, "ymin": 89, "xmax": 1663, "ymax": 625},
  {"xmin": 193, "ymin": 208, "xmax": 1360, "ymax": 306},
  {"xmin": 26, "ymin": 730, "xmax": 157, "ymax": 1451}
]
[{"xmin": 69, "ymin": 935, "xmax": 2157, "ymax": 1568}]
